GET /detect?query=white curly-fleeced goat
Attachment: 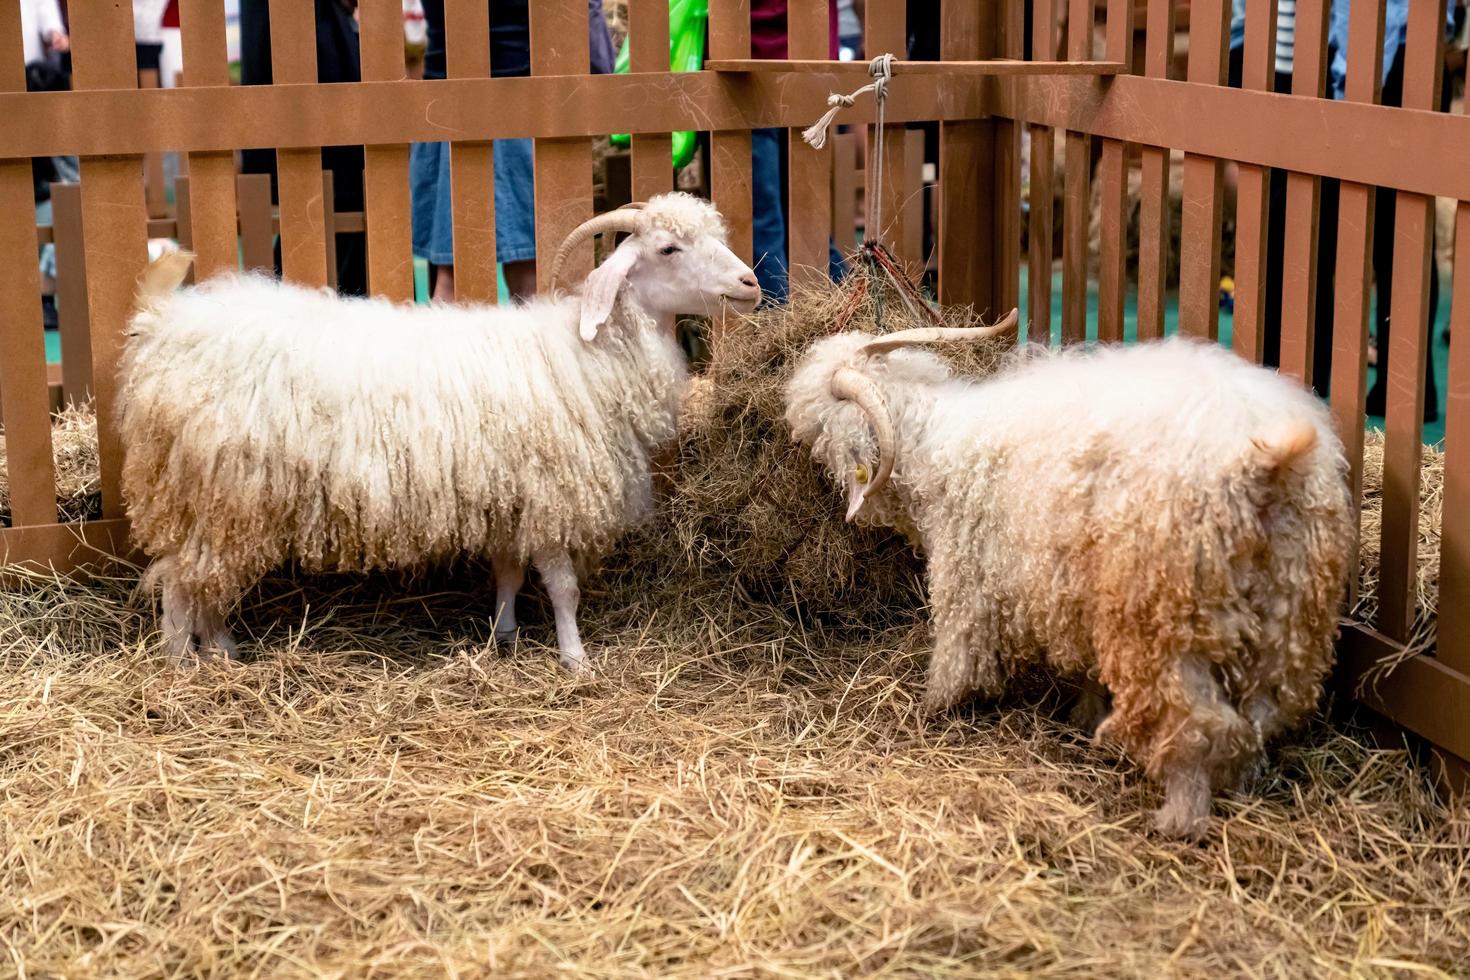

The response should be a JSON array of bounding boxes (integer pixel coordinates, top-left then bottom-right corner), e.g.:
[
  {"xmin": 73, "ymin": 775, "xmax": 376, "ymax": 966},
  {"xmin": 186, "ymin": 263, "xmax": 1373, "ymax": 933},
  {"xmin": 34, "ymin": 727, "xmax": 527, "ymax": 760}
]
[
  {"xmin": 784, "ymin": 325, "xmax": 1355, "ymax": 838},
  {"xmin": 120, "ymin": 192, "xmax": 759, "ymax": 671}
]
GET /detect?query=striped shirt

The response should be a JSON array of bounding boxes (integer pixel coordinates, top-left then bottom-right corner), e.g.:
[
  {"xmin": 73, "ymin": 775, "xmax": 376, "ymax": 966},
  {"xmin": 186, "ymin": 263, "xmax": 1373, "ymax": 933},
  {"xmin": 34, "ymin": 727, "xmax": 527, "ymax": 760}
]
[{"xmin": 1274, "ymin": 0, "xmax": 1297, "ymax": 75}]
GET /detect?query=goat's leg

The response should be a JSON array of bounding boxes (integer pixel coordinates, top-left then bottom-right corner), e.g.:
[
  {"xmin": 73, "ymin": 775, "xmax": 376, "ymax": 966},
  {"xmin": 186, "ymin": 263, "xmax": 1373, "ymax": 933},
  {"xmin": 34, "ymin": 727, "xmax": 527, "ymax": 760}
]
[
  {"xmin": 161, "ymin": 581, "xmax": 239, "ymax": 664},
  {"xmin": 491, "ymin": 553, "xmax": 525, "ymax": 643},
  {"xmin": 533, "ymin": 547, "xmax": 587, "ymax": 673},
  {"xmin": 160, "ymin": 580, "xmax": 199, "ymax": 663}
]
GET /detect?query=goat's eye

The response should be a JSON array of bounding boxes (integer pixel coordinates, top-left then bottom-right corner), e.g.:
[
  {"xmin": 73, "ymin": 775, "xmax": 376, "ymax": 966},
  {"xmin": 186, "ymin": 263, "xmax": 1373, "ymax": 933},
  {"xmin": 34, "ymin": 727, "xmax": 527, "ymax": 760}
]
[{"xmin": 659, "ymin": 245, "xmax": 680, "ymax": 256}]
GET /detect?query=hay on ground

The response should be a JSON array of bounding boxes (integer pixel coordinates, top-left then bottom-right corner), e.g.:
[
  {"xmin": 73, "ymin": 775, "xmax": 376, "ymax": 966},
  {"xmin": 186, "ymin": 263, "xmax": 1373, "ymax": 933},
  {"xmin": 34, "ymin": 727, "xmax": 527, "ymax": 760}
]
[
  {"xmin": 0, "ymin": 276, "xmax": 1466, "ymax": 974},
  {"xmin": 0, "ymin": 402, "xmax": 100, "ymax": 526},
  {"xmin": 0, "ymin": 565, "xmax": 1467, "ymax": 975}
]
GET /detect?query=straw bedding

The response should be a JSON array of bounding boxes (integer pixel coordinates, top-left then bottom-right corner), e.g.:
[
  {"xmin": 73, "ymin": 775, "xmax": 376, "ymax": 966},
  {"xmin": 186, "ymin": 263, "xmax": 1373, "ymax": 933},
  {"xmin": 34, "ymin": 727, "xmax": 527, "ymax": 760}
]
[{"xmin": 1, "ymin": 276, "xmax": 1466, "ymax": 975}]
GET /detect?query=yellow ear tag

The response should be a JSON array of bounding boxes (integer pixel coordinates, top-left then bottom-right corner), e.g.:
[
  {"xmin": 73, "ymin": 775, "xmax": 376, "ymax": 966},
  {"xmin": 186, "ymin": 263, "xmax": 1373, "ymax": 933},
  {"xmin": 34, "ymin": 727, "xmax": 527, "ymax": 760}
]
[{"xmin": 854, "ymin": 464, "xmax": 870, "ymax": 484}]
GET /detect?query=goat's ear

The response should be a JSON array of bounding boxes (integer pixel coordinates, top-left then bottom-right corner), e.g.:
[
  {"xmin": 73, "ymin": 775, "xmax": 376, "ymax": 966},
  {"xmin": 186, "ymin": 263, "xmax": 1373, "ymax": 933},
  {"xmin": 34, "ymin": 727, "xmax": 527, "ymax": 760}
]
[{"xmin": 578, "ymin": 243, "xmax": 640, "ymax": 342}]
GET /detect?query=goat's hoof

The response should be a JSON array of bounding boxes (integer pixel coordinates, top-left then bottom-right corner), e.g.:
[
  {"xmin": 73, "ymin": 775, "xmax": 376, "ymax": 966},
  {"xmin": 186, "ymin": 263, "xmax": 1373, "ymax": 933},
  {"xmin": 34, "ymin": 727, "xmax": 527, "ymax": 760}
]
[
  {"xmin": 1152, "ymin": 805, "xmax": 1211, "ymax": 841},
  {"xmin": 493, "ymin": 625, "xmax": 520, "ymax": 645},
  {"xmin": 559, "ymin": 652, "xmax": 588, "ymax": 674}
]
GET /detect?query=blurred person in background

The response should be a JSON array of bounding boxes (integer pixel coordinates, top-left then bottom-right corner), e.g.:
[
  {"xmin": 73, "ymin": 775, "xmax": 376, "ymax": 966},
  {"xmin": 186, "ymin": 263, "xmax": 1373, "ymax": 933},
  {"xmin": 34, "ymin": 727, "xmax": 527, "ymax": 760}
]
[
  {"xmin": 238, "ymin": 0, "xmax": 368, "ymax": 295},
  {"xmin": 750, "ymin": 0, "xmax": 842, "ymax": 304},
  {"xmin": 410, "ymin": 0, "xmax": 615, "ymax": 303}
]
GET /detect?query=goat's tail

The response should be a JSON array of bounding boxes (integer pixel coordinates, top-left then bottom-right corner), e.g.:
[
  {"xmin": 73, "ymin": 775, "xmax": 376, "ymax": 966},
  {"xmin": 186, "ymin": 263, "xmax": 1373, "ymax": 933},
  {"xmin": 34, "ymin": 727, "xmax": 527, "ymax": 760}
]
[
  {"xmin": 1246, "ymin": 417, "xmax": 1319, "ymax": 482},
  {"xmin": 134, "ymin": 249, "xmax": 195, "ymax": 315}
]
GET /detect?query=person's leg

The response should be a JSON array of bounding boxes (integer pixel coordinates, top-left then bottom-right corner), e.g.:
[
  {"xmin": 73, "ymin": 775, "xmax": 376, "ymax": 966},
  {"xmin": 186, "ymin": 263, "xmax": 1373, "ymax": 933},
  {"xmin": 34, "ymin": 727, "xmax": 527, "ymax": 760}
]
[
  {"xmin": 494, "ymin": 138, "xmax": 539, "ymax": 303},
  {"xmin": 750, "ymin": 127, "xmax": 789, "ymax": 304}
]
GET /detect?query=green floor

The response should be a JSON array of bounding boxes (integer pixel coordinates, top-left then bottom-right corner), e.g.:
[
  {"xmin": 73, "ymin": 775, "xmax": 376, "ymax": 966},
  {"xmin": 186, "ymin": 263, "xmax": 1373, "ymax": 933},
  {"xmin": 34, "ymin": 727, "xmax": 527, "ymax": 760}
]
[
  {"xmin": 42, "ymin": 261, "xmax": 1447, "ymax": 445},
  {"xmin": 1018, "ymin": 266, "xmax": 1452, "ymax": 446}
]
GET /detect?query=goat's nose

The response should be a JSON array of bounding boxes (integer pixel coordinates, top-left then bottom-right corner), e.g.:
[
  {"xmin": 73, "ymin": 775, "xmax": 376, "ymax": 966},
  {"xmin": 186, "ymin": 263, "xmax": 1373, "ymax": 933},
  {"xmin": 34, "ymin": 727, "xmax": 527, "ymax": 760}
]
[{"xmin": 739, "ymin": 274, "xmax": 758, "ymax": 289}]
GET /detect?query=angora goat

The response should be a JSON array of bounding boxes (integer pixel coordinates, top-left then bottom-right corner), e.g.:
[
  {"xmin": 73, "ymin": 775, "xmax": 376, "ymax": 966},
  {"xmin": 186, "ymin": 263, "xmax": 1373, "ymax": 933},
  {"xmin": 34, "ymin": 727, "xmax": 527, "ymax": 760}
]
[
  {"xmin": 121, "ymin": 192, "xmax": 759, "ymax": 671},
  {"xmin": 784, "ymin": 324, "xmax": 1354, "ymax": 837}
]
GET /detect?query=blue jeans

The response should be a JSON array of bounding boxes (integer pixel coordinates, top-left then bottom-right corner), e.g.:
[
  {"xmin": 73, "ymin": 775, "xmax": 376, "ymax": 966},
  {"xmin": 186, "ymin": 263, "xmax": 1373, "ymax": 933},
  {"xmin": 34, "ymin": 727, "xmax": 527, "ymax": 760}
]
[{"xmin": 751, "ymin": 127, "xmax": 845, "ymax": 305}]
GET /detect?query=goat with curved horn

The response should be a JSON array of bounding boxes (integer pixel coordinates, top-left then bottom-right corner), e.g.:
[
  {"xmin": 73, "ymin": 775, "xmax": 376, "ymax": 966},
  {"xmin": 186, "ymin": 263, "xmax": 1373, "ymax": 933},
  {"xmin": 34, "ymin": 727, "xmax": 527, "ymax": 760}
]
[
  {"xmin": 858, "ymin": 309, "xmax": 1019, "ymax": 357},
  {"xmin": 829, "ymin": 366, "xmax": 898, "ymax": 520},
  {"xmin": 548, "ymin": 207, "xmax": 648, "ymax": 292}
]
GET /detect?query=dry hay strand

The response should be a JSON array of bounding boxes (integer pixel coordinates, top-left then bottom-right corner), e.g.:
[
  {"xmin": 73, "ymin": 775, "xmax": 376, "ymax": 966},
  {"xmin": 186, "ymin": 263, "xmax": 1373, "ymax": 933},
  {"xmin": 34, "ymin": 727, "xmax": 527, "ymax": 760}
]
[
  {"xmin": 2, "ymin": 567, "xmax": 1469, "ymax": 976},
  {"xmin": 1353, "ymin": 429, "xmax": 1444, "ymax": 660},
  {"xmin": 0, "ymin": 402, "xmax": 100, "ymax": 527},
  {"xmin": 621, "ymin": 265, "xmax": 1014, "ymax": 625}
]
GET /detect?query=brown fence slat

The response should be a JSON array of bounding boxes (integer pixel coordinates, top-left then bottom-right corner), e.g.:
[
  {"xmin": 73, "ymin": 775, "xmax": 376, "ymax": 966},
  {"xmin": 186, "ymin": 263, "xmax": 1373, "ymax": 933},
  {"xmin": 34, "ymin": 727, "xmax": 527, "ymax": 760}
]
[
  {"xmin": 50, "ymin": 183, "xmax": 93, "ymax": 407},
  {"xmin": 237, "ymin": 173, "xmax": 276, "ymax": 273},
  {"xmin": 0, "ymin": 153, "xmax": 57, "ymax": 525},
  {"xmin": 445, "ymin": 0, "xmax": 496, "ymax": 303},
  {"xmin": 531, "ymin": 0, "xmax": 593, "ymax": 294},
  {"xmin": 787, "ymin": 2, "xmax": 832, "ymax": 289},
  {"xmin": 993, "ymin": 0, "xmax": 1024, "ymax": 315},
  {"xmin": 1230, "ymin": 0, "xmax": 1276, "ymax": 363},
  {"xmin": 1135, "ymin": 0, "xmax": 1174, "ymax": 342},
  {"xmin": 832, "ymin": 129, "xmax": 859, "ymax": 254},
  {"xmin": 707, "ymin": 0, "xmax": 752, "ymax": 272},
  {"xmin": 1176, "ymin": 0, "xmax": 1229, "ymax": 341},
  {"xmin": 904, "ymin": 128, "xmax": 925, "ymax": 270},
  {"xmin": 360, "ymin": 0, "xmax": 415, "ymax": 301},
  {"xmin": 1060, "ymin": 0, "xmax": 1094, "ymax": 345},
  {"xmin": 178, "ymin": 0, "xmax": 238, "ymax": 280},
  {"xmin": 939, "ymin": 0, "xmax": 1000, "ymax": 312},
  {"xmin": 629, "ymin": 0, "xmax": 672, "ymax": 201},
  {"xmin": 1441, "ymin": 203, "xmax": 1470, "ymax": 673},
  {"xmin": 865, "ymin": 3, "xmax": 908, "ymax": 269},
  {"xmin": 1095, "ymin": 0, "xmax": 1134, "ymax": 343},
  {"xmin": 268, "ymin": 0, "xmax": 328, "ymax": 287},
  {"xmin": 1277, "ymin": 0, "xmax": 1331, "ymax": 383},
  {"xmin": 1328, "ymin": 0, "xmax": 1386, "ymax": 602},
  {"xmin": 72, "ymin": 0, "xmax": 148, "ymax": 521},
  {"xmin": 1378, "ymin": 0, "xmax": 1448, "ymax": 643},
  {"xmin": 1028, "ymin": 0, "xmax": 1058, "ymax": 345}
]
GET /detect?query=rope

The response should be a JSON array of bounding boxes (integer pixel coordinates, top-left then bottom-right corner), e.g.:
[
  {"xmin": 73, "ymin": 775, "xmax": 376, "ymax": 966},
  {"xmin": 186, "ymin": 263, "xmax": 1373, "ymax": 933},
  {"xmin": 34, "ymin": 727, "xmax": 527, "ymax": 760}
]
[{"xmin": 803, "ymin": 53, "xmax": 935, "ymax": 335}]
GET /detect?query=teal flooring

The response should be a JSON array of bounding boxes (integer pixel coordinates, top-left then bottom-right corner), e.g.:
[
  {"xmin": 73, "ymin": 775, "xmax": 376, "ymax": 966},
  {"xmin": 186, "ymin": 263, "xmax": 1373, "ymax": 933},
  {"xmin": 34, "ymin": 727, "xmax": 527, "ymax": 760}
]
[{"xmin": 1018, "ymin": 266, "xmax": 1452, "ymax": 446}]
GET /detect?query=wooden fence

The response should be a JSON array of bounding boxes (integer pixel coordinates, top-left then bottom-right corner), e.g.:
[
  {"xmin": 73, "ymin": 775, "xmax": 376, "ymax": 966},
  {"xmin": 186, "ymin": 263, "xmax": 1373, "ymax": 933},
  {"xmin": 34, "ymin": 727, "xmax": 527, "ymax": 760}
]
[{"xmin": 0, "ymin": 0, "xmax": 1467, "ymax": 774}]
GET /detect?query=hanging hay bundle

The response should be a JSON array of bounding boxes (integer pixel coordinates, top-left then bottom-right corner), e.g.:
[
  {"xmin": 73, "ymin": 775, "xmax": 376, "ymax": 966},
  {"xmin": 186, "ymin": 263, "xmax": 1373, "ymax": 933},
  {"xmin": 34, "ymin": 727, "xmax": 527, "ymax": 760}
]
[{"xmin": 614, "ymin": 257, "xmax": 1016, "ymax": 625}]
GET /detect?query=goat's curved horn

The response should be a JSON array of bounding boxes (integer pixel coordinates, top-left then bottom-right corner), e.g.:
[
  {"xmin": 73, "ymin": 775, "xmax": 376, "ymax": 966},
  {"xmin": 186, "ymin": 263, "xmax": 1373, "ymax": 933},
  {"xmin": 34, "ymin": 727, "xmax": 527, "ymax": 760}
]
[
  {"xmin": 858, "ymin": 308, "xmax": 1019, "ymax": 357},
  {"xmin": 830, "ymin": 366, "xmax": 898, "ymax": 504},
  {"xmin": 549, "ymin": 210, "xmax": 647, "ymax": 292}
]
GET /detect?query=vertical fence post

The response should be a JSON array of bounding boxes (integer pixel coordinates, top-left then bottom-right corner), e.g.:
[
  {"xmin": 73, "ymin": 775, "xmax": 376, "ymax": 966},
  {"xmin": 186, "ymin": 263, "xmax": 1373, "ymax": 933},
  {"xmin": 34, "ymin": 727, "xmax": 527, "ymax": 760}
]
[
  {"xmin": 268, "ymin": 0, "xmax": 329, "ymax": 287},
  {"xmin": 1277, "ymin": 0, "xmax": 1331, "ymax": 383},
  {"xmin": 50, "ymin": 183, "xmax": 92, "ymax": 407},
  {"xmin": 1379, "ymin": 0, "xmax": 1449, "ymax": 643},
  {"xmin": 1135, "ymin": 0, "xmax": 1175, "ymax": 342},
  {"xmin": 1095, "ymin": 0, "xmax": 1134, "ymax": 344},
  {"xmin": 0, "ymin": 4, "xmax": 57, "ymax": 525},
  {"xmin": 1329, "ymin": 0, "xmax": 1386, "ymax": 603},
  {"xmin": 1439, "ymin": 204, "xmax": 1470, "ymax": 672},
  {"xmin": 178, "ymin": 0, "xmax": 239, "ymax": 281},
  {"xmin": 72, "ymin": 1, "xmax": 149, "ymax": 521},
  {"xmin": 865, "ymin": 3, "xmax": 909, "ymax": 272},
  {"xmin": 359, "ymin": 0, "xmax": 415, "ymax": 301},
  {"xmin": 787, "ymin": 2, "xmax": 833, "ymax": 290},
  {"xmin": 1028, "ymin": 0, "xmax": 1059, "ymax": 345},
  {"xmin": 1060, "ymin": 0, "xmax": 1094, "ymax": 345},
  {"xmin": 992, "ymin": 0, "xmax": 1024, "ymax": 316},
  {"xmin": 629, "ymin": 0, "xmax": 673, "ymax": 200},
  {"xmin": 1176, "ymin": 0, "xmax": 1229, "ymax": 341},
  {"xmin": 1231, "ymin": 0, "xmax": 1278, "ymax": 364},
  {"xmin": 446, "ymin": 0, "xmax": 497, "ymax": 303},
  {"xmin": 939, "ymin": 0, "xmax": 995, "ymax": 313},
  {"xmin": 707, "ymin": 0, "xmax": 752, "ymax": 349},
  {"xmin": 531, "ymin": 0, "xmax": 593, "ymax": 294}
]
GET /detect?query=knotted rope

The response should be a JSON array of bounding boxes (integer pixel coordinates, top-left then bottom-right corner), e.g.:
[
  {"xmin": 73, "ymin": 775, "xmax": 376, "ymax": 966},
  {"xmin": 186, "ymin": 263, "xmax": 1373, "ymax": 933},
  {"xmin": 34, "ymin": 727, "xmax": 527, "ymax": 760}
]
[{"xmin": 802, "ymin": 53, "xmax": 936, "ymax": 334}]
